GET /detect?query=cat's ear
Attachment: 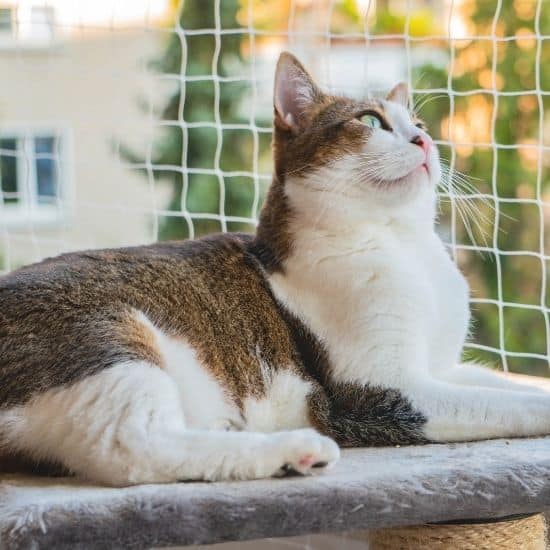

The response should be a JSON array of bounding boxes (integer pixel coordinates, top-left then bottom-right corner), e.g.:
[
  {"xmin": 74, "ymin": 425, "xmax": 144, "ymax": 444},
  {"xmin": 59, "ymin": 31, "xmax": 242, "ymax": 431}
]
[
  {"xmin": 386, "ymin": 82, "xmax": 411, "ymax": 109},
  {"xmin": 274, "ymin": 52, "xmax": 321, "ymax": 130}
]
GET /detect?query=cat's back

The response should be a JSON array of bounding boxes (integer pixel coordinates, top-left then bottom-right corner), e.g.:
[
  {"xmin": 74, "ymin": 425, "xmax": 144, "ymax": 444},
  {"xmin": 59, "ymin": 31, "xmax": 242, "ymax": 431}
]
[
  {"xmin": 0, "ymin": 233, "xmax": 301, "ymax": 409},
  {"xmin": 0, "ymin": 233, "xmax": 267, "ymax": 320},
  {"xmin": 1, "ymin": 233, "xmax": 248, "ymax": 297}
]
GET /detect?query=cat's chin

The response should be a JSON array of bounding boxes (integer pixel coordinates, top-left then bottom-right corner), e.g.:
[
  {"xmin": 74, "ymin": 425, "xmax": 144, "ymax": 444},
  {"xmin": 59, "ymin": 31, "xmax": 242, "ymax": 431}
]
[{"xmin": 382, "ymin": 164, "xmax": 432, "ymax": 188}]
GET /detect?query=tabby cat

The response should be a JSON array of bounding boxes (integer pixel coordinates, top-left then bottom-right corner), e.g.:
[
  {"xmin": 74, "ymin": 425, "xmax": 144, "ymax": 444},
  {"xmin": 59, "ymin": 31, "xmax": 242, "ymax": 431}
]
[{"xmin": 1, "ymin": 53, "xmax": 549, "ymax": 486}]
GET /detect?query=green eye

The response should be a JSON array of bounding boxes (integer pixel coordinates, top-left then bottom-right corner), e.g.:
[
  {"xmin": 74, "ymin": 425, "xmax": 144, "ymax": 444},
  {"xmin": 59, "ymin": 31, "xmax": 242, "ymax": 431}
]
[{"xmin": 360, "ymin": 114, "xmax": 382, "ymax": 129}]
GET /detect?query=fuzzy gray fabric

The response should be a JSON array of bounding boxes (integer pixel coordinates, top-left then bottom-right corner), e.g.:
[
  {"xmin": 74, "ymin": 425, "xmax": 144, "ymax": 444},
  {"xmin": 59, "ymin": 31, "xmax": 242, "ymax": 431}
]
[{"xmin": 1, "ymin": 438, "xmax": 550, "ymax": 549}]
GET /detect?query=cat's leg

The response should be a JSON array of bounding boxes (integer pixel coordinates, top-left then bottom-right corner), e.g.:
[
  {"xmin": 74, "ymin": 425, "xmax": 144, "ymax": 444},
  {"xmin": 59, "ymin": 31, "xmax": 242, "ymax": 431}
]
[
  {"xmin": 436, "ymin": 363, "xmax": 548, "ymax": 394},
  {"xmin": 405, "ymin": 375, "xmax": 550, "ymax": 441},
  {"xmin": 344, "ymin": 337, "xmax": 550, "ymax": 441},
  {"xmin": 347, "ymin": 299, "xmax": 550, "ymax": 441},
  {"xmin": 0, "ymin": 362, "xmax": 339, "ymax": 486}
]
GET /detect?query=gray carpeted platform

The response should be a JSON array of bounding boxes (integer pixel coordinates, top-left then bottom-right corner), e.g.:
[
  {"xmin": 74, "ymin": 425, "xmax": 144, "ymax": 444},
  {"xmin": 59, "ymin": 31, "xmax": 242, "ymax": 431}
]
[{"xmin": 1, "ymin": 437, "xmax": 550, "ymax": 549}]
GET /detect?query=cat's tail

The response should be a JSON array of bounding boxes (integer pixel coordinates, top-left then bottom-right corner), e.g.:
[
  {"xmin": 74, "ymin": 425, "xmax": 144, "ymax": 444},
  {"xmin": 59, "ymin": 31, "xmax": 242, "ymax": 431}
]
[{"xmin": 309, "ymin": 382, "xmax": 428, "ymax": 447}]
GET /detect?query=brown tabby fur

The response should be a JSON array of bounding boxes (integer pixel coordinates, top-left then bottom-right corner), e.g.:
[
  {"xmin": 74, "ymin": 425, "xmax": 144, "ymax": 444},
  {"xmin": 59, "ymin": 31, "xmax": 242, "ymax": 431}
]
[{"xmin": 0, "ymin": 235, "xmax": 303, "ymax": 409}]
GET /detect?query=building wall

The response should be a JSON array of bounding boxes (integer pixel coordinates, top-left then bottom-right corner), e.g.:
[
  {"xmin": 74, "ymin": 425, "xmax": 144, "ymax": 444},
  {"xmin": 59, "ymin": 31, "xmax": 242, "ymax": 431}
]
[{"xmin": 0, "ymin": 29, "xmax": 171, "ymax": 271}]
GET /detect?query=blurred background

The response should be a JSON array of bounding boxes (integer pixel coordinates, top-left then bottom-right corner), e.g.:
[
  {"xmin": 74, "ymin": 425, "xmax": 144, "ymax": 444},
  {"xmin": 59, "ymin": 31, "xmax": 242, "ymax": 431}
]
[{"xmin": 0, "ymin": 0, "xmax": 548, "ymax": 376}]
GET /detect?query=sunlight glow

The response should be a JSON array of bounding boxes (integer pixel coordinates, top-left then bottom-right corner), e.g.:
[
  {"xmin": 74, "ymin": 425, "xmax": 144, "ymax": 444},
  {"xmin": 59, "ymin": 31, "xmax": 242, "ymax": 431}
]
[{"xmin": 11, "ymin": 0, "xmax": 171, "ymax": 32}]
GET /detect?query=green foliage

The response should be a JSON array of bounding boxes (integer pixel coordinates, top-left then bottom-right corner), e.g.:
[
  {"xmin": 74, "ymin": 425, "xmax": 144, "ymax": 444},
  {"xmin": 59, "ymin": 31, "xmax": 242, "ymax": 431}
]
[
  {"xmin": 414, "ymin": 2, "xmax": 550, "ymax": 375},
  {"xmin": 371, "ymin": 8, "xmax": 439, "ymax": 36},
  {"xmin": 139, "ymin": 0, "xmax": 259, "ymax": 240}
]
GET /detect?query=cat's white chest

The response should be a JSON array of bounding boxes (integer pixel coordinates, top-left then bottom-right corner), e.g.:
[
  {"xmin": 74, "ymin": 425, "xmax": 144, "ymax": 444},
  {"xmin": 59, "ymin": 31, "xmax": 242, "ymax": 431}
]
[
  {"xmin": 412, "ymin": 236, "xmax": 470, "ymax": 370},
  {"xmin": 270, "ymin": 227, "xmax": 470, "ymax": 387}
]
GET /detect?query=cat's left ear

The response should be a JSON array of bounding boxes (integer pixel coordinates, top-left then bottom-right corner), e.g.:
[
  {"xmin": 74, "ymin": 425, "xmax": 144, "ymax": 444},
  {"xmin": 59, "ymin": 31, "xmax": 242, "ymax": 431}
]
[
  {"xmin": 386, "ymin": 82, "xmax": 411, "ymax": 109},
  {"xmin": 274, "ymin": 52, "xmax": 322, "ymax": 131}
]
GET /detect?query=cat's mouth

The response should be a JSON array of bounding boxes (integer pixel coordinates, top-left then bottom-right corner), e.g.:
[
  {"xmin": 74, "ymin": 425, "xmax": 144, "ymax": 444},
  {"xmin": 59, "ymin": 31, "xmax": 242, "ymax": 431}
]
[
  {"xmin": 363, "ymin": 158, "xmax": 433, "ymax": 189},
  {"xmin": 396, "ymin": 162, "xmax": 430, "ymax": 182}
]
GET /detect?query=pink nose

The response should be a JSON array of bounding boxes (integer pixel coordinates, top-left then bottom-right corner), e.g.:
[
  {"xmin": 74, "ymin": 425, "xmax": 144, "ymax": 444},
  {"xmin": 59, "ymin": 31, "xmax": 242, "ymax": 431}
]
[{"xmin": 411, "ymin": 134, "xmax": 431, "ymax": 154}]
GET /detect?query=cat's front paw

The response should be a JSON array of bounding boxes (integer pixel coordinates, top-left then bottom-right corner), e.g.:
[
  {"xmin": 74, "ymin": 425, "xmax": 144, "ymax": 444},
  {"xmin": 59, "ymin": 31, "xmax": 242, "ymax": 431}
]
[{"xmin": 268, "ymin": 428, "xmax": 340, "ymax": 476}]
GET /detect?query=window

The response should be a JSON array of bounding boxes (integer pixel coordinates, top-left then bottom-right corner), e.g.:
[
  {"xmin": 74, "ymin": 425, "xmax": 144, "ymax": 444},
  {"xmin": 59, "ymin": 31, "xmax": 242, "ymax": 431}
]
[
  {"xmin": 0, "ymin": 133, "xmax": 67, "ymax": 226},
  {"xmin": 0, "ymin": 7, "xmax": 13, "ymax": 33},
  {"xmin": 0, "ymin": 138, "xmax": 17, "ymax": 203},
  {"xmin": 34, "ymin": 137, "xmax": 57, "ymax": 203},
  {"xmin": 0, "ymin": 4, "xmax": 55, "ymax": 47},
  {"xmin": 29, "ymin": 6, "xmax": 54, "ymax": 42}
]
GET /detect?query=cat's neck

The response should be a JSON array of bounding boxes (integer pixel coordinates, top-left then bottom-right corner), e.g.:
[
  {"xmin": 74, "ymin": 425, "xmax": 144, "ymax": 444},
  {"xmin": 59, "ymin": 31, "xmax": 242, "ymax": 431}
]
[
  {"xmin": 284, "ymin": 180, "xmax": 437, "ymax": 235},
  {"xmin": 253, "ymin": 176, "xmax": 438, "ymax": 273},
  {"xmin": 252, "ymin": 178, "xmax": 293, "ymax": 273}
]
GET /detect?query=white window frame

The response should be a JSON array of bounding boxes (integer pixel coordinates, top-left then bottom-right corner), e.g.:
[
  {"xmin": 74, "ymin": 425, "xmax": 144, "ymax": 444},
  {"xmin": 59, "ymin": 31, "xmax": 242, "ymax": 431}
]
[
  {"xmin": 0, "ymin": 5, "xmax": 15, "ymax": 34},
  {"xmin": 0, "ymin": 126, "xmax": 72, "ymax": 229},
  {"xmin": 0, "ymin": 2, "xmax": 56, "ymax": 50}
]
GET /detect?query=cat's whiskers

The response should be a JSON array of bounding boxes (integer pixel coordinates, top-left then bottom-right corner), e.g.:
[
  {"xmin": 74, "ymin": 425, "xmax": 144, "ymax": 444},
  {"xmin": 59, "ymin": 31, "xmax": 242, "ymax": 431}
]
[
  {"xmin": 356, "ymin": 153, "xmax": 497, "ymax": 249},
  {"xmin": 358, "ymin": 152, "xmax": 420, "ymax": 186},
  {"xmin": 439, "ymin": 168, "xmax": 481, "ymax": 237},
  {"xmin": 413, "ymin": 94, "xmax": 447, "ymax": 115},
  {"xmin": 438, "ymin": 162, "xmax": 495, "ymax": 249}
]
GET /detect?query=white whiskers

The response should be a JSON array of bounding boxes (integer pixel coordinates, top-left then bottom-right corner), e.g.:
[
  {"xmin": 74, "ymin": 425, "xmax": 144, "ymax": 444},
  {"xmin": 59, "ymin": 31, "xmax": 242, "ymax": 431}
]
[{"xmin": 438, "ymin": 160, "xmax": 498, "ymax": 250}]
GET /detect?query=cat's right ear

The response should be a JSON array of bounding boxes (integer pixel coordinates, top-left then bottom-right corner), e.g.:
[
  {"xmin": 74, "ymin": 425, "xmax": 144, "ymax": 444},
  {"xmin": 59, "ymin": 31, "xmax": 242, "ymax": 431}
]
[{"xmin": 274, "ymin": 52, "xmax": 320, "ymax": 132}]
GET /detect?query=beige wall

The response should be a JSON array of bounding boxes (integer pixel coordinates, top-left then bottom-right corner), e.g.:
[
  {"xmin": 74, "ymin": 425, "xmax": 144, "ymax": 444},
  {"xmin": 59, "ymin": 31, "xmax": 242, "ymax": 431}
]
[{"xmin": 0, "ymin": 29, "xmax": 171, "ymax": 271}]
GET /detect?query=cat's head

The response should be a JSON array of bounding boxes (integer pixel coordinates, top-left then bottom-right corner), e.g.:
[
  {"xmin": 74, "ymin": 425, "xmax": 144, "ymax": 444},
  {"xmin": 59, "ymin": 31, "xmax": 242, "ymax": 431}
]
[{"xmin": 272, "ymin": 52, "xmax": 440, "ymax": 226}]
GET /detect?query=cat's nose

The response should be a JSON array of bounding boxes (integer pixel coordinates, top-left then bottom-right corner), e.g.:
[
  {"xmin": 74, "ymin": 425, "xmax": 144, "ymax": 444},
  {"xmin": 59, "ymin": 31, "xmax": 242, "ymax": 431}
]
[{"xmin": 411, "ymin": 134, "xmax": 430, "ymax": 154}]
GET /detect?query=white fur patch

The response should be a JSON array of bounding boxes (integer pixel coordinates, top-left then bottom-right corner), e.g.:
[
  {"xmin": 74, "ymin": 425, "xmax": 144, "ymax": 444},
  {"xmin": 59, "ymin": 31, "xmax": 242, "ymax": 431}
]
[
  {"xmin": 244, "ymin": 369, "xmax": 313, "ymax": 432},
  {"xmin": 0, "ymin": 361, "xmax": 188, "ymax": 484},
  {"xmin": 135, "ymin": 314, "xmax": 314, "ymax": 433},
  {"xmin": 0, "ymin": 360, "xmax": 338, "ymax": 485},
  {"xmin": 137, "ymin": 312, "xmax": 242, "ymax": 431}
]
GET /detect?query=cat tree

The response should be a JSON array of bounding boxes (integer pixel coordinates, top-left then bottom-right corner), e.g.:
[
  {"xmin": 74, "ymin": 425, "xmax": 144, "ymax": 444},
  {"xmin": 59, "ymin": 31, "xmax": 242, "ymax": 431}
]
[{"xmin": 1, "ymin": 435, "xmax": 549, "ymax": 549}]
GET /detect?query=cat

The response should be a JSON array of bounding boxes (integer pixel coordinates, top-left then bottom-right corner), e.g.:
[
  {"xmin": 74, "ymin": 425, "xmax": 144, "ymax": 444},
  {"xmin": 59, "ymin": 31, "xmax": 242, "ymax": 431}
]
[{"xmin": 1, "ymin": 52, "xmax": 549, "ymax": 486}]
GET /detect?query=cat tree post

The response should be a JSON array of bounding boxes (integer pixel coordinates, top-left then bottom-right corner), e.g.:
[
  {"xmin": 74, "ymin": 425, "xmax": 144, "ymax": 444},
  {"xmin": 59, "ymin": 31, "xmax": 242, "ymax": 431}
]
[{"xmin": 368, "ymin": 514, "xmax": 546, "ymax": 549}]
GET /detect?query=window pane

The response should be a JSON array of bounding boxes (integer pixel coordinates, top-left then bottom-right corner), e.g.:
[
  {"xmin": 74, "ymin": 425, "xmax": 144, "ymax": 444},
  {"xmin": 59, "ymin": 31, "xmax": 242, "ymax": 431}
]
[
  {"xmin": 30, "ymin": 6, "xmax": 54, "ymax": 40},
  {"xmin": 34, "ymin": 136, "xmax": 58, "ymax": 203},
  {"xmin": 0, "ymin": 138, "xmax": 18, "ymax": 204},
  {"xmin": 0, "ymin": 8, "xmax": 13, "ymax": 33}
]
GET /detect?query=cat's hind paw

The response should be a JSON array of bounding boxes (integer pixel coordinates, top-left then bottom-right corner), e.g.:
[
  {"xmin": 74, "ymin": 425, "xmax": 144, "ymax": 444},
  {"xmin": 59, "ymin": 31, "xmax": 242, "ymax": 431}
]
[{"xmin": 269, "ymin": 428, "xmax": 340, "ymax": 476}]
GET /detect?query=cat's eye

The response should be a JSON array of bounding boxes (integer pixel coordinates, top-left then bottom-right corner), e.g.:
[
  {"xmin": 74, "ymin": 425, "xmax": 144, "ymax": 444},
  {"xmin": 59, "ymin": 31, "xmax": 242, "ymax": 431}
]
[
  {"xmin": 360, "ymin": 114, "xmax": 383, "ymax": 129},
  {"xmin": 415, "ymin": 122, "xmax": 425, "ymax": 129}
]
